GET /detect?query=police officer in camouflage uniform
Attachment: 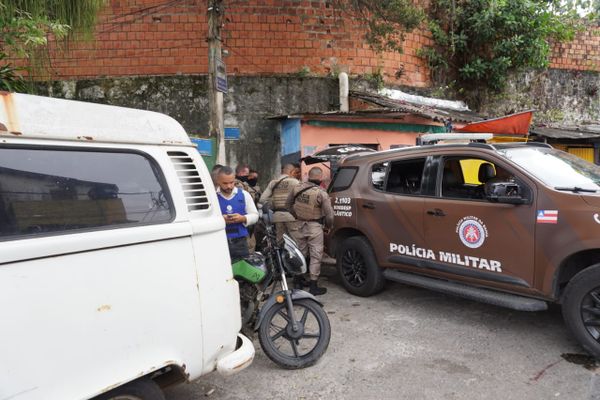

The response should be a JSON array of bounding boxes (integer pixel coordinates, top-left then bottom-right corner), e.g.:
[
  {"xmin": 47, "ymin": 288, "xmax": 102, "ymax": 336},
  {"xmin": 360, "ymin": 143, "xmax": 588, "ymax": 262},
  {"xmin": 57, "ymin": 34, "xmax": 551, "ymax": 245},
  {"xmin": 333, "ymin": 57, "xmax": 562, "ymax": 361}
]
[
  {"xmin": 259, "ymin": 163, "xmax": 299, "ymax": 243},
  {"xmin": 285, "ymin": 167, "xmax": 334, "ymax": 296},
  {"xmin": 247, "ymin": 169, "xmax": 262, "ymax": 201},
  {"xmin": 234, "ymin": 165, "xmax": 262, "ymax": 205},
  {"xmin": 233, "ymin": 164, "xmax": 253, "ymax": 198}
]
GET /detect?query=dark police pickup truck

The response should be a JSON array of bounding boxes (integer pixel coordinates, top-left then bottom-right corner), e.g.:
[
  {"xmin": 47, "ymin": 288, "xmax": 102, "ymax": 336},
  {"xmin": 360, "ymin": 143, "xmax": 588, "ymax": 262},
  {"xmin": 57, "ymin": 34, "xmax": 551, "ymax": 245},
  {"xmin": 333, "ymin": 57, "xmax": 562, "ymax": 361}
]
[{"xmin": 327, "ymin": 141, "xmax": 600, "ymax": 358}]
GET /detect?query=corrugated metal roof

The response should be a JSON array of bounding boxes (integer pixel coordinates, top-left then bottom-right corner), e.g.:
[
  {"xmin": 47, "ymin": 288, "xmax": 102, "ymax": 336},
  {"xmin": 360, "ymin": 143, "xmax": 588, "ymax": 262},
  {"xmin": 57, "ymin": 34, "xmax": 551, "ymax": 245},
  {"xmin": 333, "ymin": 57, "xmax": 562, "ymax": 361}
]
[
  {"xmin": 268, "ymin": 91, "xmax": 483, "ymax": 123},
  {"xmin": 349, "ymin": 91, "xmax": 483, "ymax": 123},
  {"xmin": 531, "ymin": 125, "xmax": 600, "ymax": 140}
]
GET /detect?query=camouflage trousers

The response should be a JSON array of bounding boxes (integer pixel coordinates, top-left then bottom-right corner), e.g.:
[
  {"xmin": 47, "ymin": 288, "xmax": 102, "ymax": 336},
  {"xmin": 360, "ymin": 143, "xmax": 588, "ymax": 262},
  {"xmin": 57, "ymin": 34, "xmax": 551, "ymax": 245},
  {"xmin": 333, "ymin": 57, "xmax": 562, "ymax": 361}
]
[
  {"xmin": 288, "ymin": 220, "xmax": 323, "ymax": 280},
  {"xmin": 275, "ymin": 222, "xmax": 293, "ymax": 245}
]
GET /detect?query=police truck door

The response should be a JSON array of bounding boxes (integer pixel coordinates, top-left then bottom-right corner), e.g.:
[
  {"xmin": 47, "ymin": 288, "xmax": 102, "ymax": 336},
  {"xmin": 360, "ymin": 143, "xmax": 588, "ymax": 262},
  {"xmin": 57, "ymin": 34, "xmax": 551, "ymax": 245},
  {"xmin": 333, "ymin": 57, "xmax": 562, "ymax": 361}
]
[
  {"xmin": 361, "ymin": 157, "xmax": 429, "ymax": 268},
  {"xmin": 422, "ymin": 154, "xmax": 537, "ymax": 290}
]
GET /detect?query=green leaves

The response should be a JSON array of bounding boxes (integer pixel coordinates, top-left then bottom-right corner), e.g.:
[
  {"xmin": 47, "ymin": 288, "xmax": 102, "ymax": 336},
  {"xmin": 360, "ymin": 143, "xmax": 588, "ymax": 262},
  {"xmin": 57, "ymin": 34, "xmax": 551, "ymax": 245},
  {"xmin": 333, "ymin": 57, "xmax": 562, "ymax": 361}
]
[
  {"xmin": 0, "ymin": 0, "xmax": 105, "ymax": 92},
  {"xmin": 0, "ymin": 53, "xmax": 29, "ymax": 92},
  {"xmin": 339, "ymin": 0, "xmax": 425, "ymax": 53},
  {"xmin": 0, "ymin": 8, "xmax": 70, "ymax": 57},
  {"xmin": 421, "ymin": 0, "xmax": 582, "ymax": 92}
]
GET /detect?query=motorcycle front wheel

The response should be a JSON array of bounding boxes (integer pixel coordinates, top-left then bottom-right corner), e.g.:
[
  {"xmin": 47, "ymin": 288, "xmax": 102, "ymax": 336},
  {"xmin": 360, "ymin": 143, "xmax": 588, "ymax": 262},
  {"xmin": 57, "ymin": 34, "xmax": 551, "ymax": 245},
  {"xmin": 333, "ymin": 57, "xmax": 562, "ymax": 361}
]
[{"xmin": 258, "ymin": 298, "xmax": 331, "ymax": 369}]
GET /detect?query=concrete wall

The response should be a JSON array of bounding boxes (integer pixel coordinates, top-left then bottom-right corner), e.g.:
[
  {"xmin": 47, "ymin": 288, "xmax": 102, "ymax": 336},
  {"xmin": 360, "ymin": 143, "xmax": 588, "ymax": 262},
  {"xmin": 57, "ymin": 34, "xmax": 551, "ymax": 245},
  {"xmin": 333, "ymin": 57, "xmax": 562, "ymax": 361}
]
[
  {"xmin": 38, "ymin": 75, "xmax": 338, "ymax": 186},
  {"xmin": 34, "ymin": 67, "xmax": 600, "ymax": 184},
  {"xmin": 476, "ymin": 69, "xmax": 600, "ymax": 124}
]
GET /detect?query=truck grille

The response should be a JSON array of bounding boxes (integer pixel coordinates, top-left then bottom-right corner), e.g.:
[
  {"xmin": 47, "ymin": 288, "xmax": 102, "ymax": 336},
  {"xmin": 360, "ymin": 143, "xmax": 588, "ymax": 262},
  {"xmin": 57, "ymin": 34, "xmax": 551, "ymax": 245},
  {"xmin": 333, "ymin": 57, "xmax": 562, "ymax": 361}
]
[{"xmin": 167, "ymin": 151, "xmax": 210, "ymax": 211}]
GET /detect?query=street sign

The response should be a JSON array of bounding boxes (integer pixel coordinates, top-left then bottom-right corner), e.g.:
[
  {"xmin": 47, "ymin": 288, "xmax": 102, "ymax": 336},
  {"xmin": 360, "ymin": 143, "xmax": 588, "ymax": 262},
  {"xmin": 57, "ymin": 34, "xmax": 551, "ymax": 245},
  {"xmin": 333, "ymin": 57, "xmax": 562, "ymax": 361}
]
[
  {"xmin": 224, "ymin": 127, "xmax": 240, "ymax": 140},
  {"xmin": 191, "ymin": 138, "xmax": 213, "ymax": 156},
  {"xmin": 215, "ymin": 58, "xmax": 227, "ymax": 93}
]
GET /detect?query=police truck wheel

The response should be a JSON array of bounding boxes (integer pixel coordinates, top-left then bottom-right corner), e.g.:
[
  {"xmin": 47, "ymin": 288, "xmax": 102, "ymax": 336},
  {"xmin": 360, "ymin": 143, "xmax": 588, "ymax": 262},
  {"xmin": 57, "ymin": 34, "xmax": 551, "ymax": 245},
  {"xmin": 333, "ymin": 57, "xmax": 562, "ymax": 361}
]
[
  {"xmin": 562, "ymin": 264, "xmax": 600, "ymax": 359},
  {"xmin": 95, "ymin": 378, "xmax": 165, "ymax": 400},
  {"xmin": 337, "ymin": 236, "xmax": 384, "ymax": 297}
]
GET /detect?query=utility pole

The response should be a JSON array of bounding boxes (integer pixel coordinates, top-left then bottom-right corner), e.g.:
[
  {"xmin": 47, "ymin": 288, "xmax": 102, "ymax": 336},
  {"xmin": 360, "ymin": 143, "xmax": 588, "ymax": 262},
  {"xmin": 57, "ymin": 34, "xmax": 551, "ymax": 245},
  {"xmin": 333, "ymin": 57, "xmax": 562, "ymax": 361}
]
[{"xmin": 207, "ymin": 0, "xmax": 226, "ymax": 165}]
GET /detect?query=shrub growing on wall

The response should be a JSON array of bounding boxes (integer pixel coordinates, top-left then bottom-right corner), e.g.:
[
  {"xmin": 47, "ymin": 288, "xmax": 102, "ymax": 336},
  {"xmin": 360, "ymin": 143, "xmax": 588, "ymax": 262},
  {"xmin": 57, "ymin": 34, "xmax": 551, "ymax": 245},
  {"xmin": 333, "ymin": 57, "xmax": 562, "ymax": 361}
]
[
  {"xmin": 0, "ymin": 0, "xmax": 105, "ymax": 91},
  {"xmin": 419, "ymin": 0, "xmax": 582, "ymax": 93}
]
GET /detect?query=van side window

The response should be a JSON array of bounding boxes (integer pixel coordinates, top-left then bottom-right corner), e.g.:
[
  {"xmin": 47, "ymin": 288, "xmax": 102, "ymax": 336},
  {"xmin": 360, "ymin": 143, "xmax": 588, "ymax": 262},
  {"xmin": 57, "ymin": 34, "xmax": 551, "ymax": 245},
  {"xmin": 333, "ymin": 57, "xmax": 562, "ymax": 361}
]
[
  {"xmin": 441, "ymin": 157, "xmax": 515, "ymax": 200},
  {"xmin": 0, "ymin": 147, "xmax": 174, "ymax": 239},
  {"xmin": 385, "ymin": 158, "xmax": 426, "ymax": 195}
]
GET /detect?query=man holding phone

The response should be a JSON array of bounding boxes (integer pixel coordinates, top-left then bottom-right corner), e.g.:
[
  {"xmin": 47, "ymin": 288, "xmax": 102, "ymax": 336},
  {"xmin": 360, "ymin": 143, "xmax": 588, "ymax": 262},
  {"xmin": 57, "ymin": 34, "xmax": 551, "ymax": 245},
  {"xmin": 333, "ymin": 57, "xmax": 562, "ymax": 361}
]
[{"xmin": 216, "ymin": 166, "xmax": 258, "ymax": 261}]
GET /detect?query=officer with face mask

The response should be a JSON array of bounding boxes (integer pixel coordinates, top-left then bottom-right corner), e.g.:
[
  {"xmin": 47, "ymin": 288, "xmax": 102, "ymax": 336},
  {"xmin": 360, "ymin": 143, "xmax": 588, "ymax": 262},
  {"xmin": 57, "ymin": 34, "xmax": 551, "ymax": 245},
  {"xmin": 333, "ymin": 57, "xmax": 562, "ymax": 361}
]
[
  {"xmin": 247, "ymin": 169, "xmax": 259, "ymax": 188},
  {"xmin": 235, "ymin": 164, "xmax": 261, "ymax": 204},
  {"xmin": 234, "ymin": 164, "xmax": 250, "ymax": 188},
  {"xmin": 285, "ymin": 166, "xmax": 334, "ymax": 295},
  {"xmin": 246, "ymin": 169, "xmax": 262, "ymax": 203}
]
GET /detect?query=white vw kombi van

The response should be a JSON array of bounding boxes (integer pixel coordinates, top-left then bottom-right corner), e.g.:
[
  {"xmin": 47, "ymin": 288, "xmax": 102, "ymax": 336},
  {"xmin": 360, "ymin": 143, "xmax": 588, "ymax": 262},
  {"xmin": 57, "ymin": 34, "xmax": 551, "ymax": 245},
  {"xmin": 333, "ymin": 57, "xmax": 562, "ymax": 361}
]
[{"xmin": 0, "ymin": 92, "xmax": 254, "ymax": 400}]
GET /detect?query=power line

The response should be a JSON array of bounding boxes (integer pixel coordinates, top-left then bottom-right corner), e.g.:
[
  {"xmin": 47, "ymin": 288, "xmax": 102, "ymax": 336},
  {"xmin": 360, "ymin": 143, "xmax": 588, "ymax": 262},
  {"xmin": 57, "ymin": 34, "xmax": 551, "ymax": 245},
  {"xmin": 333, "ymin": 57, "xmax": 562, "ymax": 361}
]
[
  {"xmin": 43, "ymin": 0, "xmax": 272, "ymax": 76},
  {"xmin": 98, "ymin": 0, "xmax": 193, "ymax": 33}
]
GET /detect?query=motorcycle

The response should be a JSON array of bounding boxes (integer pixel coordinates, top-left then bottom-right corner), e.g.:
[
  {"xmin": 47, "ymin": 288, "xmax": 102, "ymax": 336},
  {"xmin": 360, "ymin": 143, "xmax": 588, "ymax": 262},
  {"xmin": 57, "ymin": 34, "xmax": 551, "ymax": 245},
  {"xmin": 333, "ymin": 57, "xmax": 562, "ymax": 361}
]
[{"xmin": 231, "ymin": 205, "xmax": 331, "ymax": 369}]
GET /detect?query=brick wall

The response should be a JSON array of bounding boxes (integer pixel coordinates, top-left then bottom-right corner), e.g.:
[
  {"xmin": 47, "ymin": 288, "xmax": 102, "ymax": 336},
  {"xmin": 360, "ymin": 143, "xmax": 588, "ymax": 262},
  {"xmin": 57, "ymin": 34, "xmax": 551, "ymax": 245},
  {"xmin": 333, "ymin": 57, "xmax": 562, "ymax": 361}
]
[
  {"xmin": 35, "ymin": 1, "xmax": 600, "ymax": 85},
  {"xmin": 42, "ymin": 0, "xmax": 432, "ymax": 87},
  {"xmin": 550, "ymin": 27, "xmax": 600, "ymax": 71}
]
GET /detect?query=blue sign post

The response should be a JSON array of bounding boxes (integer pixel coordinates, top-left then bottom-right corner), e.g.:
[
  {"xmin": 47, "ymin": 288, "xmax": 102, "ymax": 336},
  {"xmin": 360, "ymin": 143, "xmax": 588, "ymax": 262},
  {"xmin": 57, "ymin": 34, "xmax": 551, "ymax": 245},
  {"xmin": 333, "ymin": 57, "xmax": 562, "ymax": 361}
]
[
  {"xmin": 224, "ymin": 127, "xmax": 240, "ymax": 140},
  {"xmin": 191, "ymin": 138, "xmax": 213, "ymax": 156},
  {"xmin": 216, "ymin": 58, "xmax": 227, "ymax": 93}
]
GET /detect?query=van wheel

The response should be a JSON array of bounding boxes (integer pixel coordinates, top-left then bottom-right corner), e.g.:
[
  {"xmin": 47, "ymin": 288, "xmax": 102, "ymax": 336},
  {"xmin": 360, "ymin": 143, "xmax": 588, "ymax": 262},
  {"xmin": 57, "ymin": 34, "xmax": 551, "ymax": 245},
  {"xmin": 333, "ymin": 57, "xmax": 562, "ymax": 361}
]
[
  {"xmin": 562, "ymin": 264, "xmax": 600, "ymax": 358},
  {"xmin": 95, "ymin": 378, "xmax": 165, "ymax": 400},
  {"xmin": 337, "ymin": 236, "xmax": 384, "ymax": 297}
]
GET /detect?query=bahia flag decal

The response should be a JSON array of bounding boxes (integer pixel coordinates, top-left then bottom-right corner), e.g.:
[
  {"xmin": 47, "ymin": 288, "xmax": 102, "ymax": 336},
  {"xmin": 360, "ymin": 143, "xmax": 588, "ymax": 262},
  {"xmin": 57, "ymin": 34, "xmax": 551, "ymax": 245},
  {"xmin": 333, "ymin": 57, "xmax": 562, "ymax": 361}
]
[{"xmin": 537, "ymin": 210, "xmax": 559, "ymax": 224}]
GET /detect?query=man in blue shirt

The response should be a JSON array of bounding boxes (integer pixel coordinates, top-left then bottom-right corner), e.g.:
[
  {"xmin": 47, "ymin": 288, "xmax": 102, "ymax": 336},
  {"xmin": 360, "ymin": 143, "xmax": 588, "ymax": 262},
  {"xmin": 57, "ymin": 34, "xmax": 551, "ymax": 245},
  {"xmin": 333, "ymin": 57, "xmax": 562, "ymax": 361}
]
[{"xmin": 216, "ymin": 166, "xmax": 259, "ymax": 261}]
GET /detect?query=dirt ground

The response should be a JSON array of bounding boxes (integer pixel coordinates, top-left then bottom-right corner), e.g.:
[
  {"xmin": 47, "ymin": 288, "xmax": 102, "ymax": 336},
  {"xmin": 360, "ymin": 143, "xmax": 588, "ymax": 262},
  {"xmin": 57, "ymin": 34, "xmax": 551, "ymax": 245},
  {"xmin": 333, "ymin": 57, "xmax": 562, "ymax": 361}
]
[{"xmin": 166, "ymin": 265, "xmax": 600, "ymax": 400}]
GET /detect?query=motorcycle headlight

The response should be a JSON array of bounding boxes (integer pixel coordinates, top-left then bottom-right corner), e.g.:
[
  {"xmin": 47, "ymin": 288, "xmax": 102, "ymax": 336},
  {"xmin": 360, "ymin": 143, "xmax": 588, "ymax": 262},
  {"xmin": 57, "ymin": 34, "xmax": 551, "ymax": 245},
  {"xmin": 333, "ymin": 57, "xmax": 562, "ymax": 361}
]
[{"xmin": 282, "ymin": 234, "xmax": 307, "ymax": 275}]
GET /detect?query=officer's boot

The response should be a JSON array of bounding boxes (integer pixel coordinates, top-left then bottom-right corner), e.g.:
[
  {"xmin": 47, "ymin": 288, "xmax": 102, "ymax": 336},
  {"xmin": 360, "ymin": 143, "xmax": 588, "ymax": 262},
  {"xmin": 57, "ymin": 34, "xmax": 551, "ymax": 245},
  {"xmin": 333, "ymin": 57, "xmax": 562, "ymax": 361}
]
[
  {"xmin": 309, "ymin": 280, "xmax": 327, "ymax": 296},
  {"xmin": 293, "ymin": 275, "xmax": 308, "ymax": 289}
]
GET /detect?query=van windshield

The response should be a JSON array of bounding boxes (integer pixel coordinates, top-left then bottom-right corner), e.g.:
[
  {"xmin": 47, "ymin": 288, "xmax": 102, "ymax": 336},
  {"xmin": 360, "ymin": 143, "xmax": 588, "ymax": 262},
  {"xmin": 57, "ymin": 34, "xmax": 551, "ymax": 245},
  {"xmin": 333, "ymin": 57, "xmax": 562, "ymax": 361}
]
[{"xmin": 497, "ymin": 147, "xmax": 600, "ymax": 192}]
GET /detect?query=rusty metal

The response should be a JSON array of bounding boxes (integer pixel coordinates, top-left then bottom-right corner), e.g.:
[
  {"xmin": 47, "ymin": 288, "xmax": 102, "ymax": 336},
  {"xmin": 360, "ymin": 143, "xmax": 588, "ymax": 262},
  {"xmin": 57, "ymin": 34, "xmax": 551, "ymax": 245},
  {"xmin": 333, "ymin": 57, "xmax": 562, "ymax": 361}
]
[
  {"xmin": 0, "ymin": 92, "xmax": 192, "ymax": 146},
  {"xmin": 0, "ymin": 92, "xmax": 21, "ymax": 134}
]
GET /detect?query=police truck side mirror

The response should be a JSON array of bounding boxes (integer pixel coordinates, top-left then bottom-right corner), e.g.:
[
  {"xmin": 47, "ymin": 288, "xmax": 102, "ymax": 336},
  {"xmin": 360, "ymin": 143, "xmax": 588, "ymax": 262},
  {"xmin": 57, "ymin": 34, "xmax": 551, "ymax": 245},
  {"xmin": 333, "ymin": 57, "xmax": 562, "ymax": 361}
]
[{"xmin": 485, "ymin": 182, "xmax": 527, "ymax": 205}]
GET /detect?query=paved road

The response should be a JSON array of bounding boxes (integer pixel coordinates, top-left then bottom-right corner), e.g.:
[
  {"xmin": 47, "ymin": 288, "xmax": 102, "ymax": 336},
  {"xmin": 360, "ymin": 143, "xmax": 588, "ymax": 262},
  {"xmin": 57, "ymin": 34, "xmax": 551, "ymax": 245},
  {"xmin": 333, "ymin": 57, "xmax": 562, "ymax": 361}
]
[{"xmin": 166, "ymin": 265, "xmax": 599, "ymax": 400}]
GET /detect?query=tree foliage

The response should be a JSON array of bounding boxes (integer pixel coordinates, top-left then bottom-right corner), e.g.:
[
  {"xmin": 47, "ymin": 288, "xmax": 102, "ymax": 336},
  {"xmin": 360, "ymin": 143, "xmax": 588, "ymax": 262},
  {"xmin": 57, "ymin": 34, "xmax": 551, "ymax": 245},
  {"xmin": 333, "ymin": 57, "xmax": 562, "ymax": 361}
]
[
  {"xmin": 0, "ymin": 0, "xmax": 105, "ymax": 91},
  {"xmin": 337, "ymin": 0, "xmax": 592, "ymax": 95},
  {"xmin": 419, "ymin": 0, "xmax": 583, "ymax": 92}
]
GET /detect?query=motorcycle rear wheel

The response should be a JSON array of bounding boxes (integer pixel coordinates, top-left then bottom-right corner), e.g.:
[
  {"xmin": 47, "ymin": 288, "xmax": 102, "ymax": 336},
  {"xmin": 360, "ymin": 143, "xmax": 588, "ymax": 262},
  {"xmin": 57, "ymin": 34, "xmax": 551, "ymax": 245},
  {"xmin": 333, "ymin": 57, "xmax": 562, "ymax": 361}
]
[{"xmin": 258, "ymin": 298, "xmax": 331, "ymax": 369}]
